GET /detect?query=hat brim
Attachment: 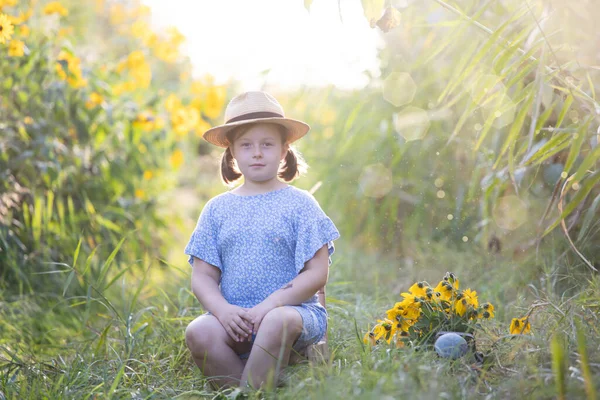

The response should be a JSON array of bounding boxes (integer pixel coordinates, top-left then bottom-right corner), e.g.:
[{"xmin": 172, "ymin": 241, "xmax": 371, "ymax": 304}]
[{"xmin": 202, "ymin": 117, "xmax": 310, "ymax": 148}]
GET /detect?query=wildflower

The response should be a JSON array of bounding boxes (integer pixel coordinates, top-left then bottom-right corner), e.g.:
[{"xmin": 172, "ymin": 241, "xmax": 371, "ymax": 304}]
[
  {"xmin": 408, "ymin": 281, "xmax": 428, "ymax": 297},
  {"xmin": 373, "ymin": 319, "xmax": 394, "ymax": 344},
  {"xmin": 443, "ymin": 272, "xmax": 459, "ymax": 290},
  {"xmin": 195, "ymin": 117, "xmax": 212, "ymax": 138},
  {"xmin": 44, "ymin": 2, "xmax": 69, "ymax": 16},
  {"xmin": 8, "ymin": 9, "xmax": 33, "ymax": 26},
  {"xmin": 165, "ymin": 94, "xmax": 182, "ymax": 112},
  {"xmin": 479, "ymin": 303, "xmax": 495, "ymax": 319},
  {"xmin": 133, "ymin": 111, "xmax": 156, "ymax": 131},
  {"xmin": 24, "ymin": 116, "xmax": 33, "ymax": 124},
  {"xmin": 134, "ymin": 189, "xmax": 145, "ymax": 199},
  {"xmin": 170, "ymin": 149, "xmax": 184, "ymax": 169},
  {"xmin": 434, "ymin": 280, "xmax": 454, "ymax": 302},
  {"xmin": 8, "ymin": 39, "xmax": 23, "ymax": 56},
  {"xmin": 202, "ymin": 86, "xmax": 226, "ymax": 119},
  {"xmin": 0, "ymin": 13, "xmax": 15, "ymax": 44},
  {"xmin": 143, "ymin": 170, "xmax": 153, "ymax": 181},
  {"xmin": 509, "ymin": 317, "xmax": 531, "ymax": 334},
  {"xmin": 56, "ymin": 51, "xmax": 87, "ymax": 88},
  {"xmin": 85, "ymin": 92, "xmax": 103, "ymax": 109},
  {"xmin": 19, "ymin": 24, "xmax": 29, "ymax": 37},
  {"xmin": 363, "ymin": 331, "xmax": 377, "ymax": 346}
]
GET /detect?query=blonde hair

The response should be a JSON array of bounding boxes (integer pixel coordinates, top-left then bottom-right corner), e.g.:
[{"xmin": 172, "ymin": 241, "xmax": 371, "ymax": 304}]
[{"xmin": 219, "ymin": 123, "xmax": 308, "ymax": 185}]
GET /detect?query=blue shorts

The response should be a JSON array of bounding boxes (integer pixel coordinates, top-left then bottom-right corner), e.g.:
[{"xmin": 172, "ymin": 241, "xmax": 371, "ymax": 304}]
[{"xmin": 239, "ymin": 303, "xmax": 327, "ymax": 359}]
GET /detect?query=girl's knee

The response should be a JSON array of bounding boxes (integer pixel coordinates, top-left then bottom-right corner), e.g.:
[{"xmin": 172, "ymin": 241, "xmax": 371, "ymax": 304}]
[
  {"xmin": 260, "ymin": 307, "xmax": 303, "ymax": 339},
  {"xmin": 185, "ymin": 316, "xmax": 225, "ymax": 355}
]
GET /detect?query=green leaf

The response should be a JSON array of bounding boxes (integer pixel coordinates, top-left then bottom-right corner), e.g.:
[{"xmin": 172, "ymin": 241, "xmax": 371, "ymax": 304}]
[
  {"xmin": 575, "ymin": 320, "xmax": 597, "ymax": 400},
  {"xmin": 576, "ymin": 193, "xmax": 600, "ymax": 242},
  {"xmin": 96, "ymin": 237, "xmax": 126, "ymax": 287},
  {"xmin": 523, "ymin": 133, "xmax": 571, "ymax": 166},
  {"xmin": 95, "ymin": 215, "xmax": 122, "ymax": 233},
  {"xmin": 555, "ymin": 94, "xmax": 574, "ymax": 130},
  {"xmin": 563, "ymin": 118, "xmax": 590, "ymax": 175},
  {"xmin": 542, "ymin": 172, "xmax": 600, "ymax": 237},
  {"xmin": 551, "ymin": 333, "xmax": 567, "ymax": 400},
  {"xmin": 494, "ymin": 91, "xmax": 534, "ymax": 169},
  {"xmin": 63, "ymin": 270, "xmax": 76, "ymax": 297}
]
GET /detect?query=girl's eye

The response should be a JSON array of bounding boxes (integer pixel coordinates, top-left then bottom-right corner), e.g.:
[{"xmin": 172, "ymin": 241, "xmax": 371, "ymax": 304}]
[
  {"xmin": 263, "ymin": 143, "xmax": 273, "ymax": 147},
  {"xmin": 241, "ymin": 143, "xmax": 251, "ymax": 148}
]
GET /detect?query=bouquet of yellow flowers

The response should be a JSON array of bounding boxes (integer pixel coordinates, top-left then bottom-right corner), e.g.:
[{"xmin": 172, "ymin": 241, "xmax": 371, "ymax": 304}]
[{"xmin": 363, "ymin": 272, "xmax": 495, "ymax": 350}]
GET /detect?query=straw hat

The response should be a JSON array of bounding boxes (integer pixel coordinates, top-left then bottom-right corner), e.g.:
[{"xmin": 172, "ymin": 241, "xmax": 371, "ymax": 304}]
[{"xmin": 202, "ymin": 91, "xmax": 310, "ymax": 148}]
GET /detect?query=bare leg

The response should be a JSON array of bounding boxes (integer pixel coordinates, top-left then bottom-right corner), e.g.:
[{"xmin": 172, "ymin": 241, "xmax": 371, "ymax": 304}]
[
  {"xmin": 241, "ymin": 307, "xmax": 303, "ymax": 389},
  {"xmin": 185, "ymin": 314, "xmax": 252, "ymax": 389}
]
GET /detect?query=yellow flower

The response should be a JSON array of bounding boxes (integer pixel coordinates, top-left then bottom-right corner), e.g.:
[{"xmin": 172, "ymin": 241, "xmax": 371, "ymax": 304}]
[
  {"xmin": 363, "ymin": 331, "xmax": 376, "ymax": 346},
  {"xmin": 395, "ymin": 330, "xmax": 409, "ymax": 348},
  {"xmin": 85, "ymin": 92, "xmax": 103, "ymax": 109},
  {"xmin": 373, "ymin": 319, "xmax": 394, "ymax": 344},
  {"xmin": 8, "ymin": 9, "xmax": 33, "ymax": 25},
  {"xmin": 18, "ymin": 24, "xmax": 29, "ymax": 37},
  {"xmin": 24, "ymin": 116, "xmax": 33, "ymax": 124},
  {"xmin": 434, "ymin": 280, "xmax": 454, "ymax": 302},
  {"xmin": 443, "ymin": 272, "xmax": 459, "ymax": 290},
  {"xmin": 202, "ymin": 86, "xmax": 226, "ymax": 119},
  {"xmin": 195, "ymin": 117, "xmax": 212, "ymax": 138},
  {"xmin": 111, "ymin": 81, "xmax": 136, "ymax": 95},
  {"xmin": 479, "ymin": 303, "xmax": 495, "ymax": 319},
  {"xmin": 166, "ymin": 26, "xmax": 185, "ymax": 46},
  {"xmin": 0, "ymin": 0, "xmax": 17, "ymax": 8},
  {"xmin": 143, "ymin": 170, "xmax": 153, "ymax": 181},
  {"xmin": 0, "ymin": 13, "xmax": 15, "ymax": 44},
  {"xmin": 153, "ymin": 40, "xmax": 179, "ymax": 63},
  {"xmin": 398, "ymin": 293, "xmax": 422, "ymax": 320},
  {"xmin": 510, "ymin": 317, "xmax": 531, "ymax": 335},
  {"xmin": 130, "ymin": 20, "xmax": 151, "ymax": 39},
  {"xmin": 165, "ymin": 93, "xmax": 182, "ymax": 112},
  {"xmin": 134, "ymin": 189, "xmax": 145, "ymax": 199},
  {"xmin": 109, "ymin": 4, "xmax": 126, "ymax": 25},
  {"xmin": 170, "ymin": 149, "xmax": 184, "ymax": 169},
  {"xmin": 56, "ymin": 50, "xmax": 87, "ymax": 88},
  {"xmin": 57, "ymin": 26, "xmax": 73, "ymax": 38},
  {"xmin": 130, "ymin": 62, "xmax": 151, "ymax": 88},
  {"xmin": 44, "ymin": 2, "xmax": 69, "ymax": 16},
  {"xmin": 463, "ymin": 288, "xmax": 478, "ymax": 308},
  {"xmin": 408, "ymin": 281, "xmax": 428, "ymax": 298},
  {"xmin": 8, "ymin": 39, "xmax": 24, "ymax": 56}
]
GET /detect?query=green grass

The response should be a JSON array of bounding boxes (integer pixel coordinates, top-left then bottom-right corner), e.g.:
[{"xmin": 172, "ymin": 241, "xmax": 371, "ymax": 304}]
[{"xmin": 1, "ymin": 238, "xmax": 598, "ymax": 399}]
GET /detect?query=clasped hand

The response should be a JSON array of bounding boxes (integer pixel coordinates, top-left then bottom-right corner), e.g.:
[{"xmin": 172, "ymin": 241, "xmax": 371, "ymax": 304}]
[{"xmin": 216, "ymin": 301, "xmax": 275, "ymax": 342}]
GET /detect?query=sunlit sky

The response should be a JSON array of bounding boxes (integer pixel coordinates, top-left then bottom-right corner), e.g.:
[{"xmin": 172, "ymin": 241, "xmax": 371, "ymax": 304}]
[{"xmin": 142, "ymin": 0, "xmax": 382, "ymax": 90}]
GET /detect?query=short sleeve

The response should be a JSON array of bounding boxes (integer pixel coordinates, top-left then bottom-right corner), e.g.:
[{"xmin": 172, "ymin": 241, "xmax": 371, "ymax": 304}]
[
  {"xmin": 184, "ymin": 199, "xmax": 222, "ymax": 270},
  {"xmin": 294, "ymin": 195, "xmax": 340, "ymax": 274}
]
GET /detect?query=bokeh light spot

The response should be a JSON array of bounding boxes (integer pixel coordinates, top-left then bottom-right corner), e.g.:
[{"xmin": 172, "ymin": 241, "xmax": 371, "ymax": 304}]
[
  {"xmin": 492, "ymin": 195, "xmax": 528, "ymax": 230},
  {"xmin": 359, "ymin": 163, "xmax": 393, "ymax": 198},
  {"xmin": 393, "ymin": 106, "xmax": 430, "ymax": 141},
  {"xmin": 436, "ymin": 190, "xmax": 445, "ymax": 199},
  {"xmin": 447, "ymin": 214, "xmax": 454, "ymax": 220},
  {"xmin": 572, "ymin": 182, "xmax": 580, "ymax": 191},
  {"xmin": 434, "ymin": 178, "xmax": 444, "ymax": 188},
  {"xmin": 383, "ymin": 72, "xmax": 417, "ymax": 107},
  {"xmin": 462, "ymin": 236, "xmax": 468, "ymax": 242}
]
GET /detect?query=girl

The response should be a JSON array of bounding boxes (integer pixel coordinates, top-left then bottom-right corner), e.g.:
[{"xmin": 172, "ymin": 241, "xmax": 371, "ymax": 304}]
[{"xmin": 184, "ymin": 91, "xmax": 340, "ymax": 389}]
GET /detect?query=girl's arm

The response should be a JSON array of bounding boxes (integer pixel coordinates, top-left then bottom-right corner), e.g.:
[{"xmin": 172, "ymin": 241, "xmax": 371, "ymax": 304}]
[
  {"xmin": 191, "ymin": 257, "xmax": 254, "ymax": 341},
  {"xmin": 248, "ymin": 245, "xmax": 329, "ymax": 332}
]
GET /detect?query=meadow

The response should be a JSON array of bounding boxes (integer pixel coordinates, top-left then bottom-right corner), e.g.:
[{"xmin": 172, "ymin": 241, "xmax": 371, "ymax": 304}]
[{"xmin": 1, "ymin": 0, "xmax": 599, "ymax": 399}]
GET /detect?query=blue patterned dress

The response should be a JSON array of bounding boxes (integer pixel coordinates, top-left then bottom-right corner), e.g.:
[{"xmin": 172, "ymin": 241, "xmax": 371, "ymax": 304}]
[{"xmin": 184, "ymin": 184, "xmax": 340, "ymax": 351}]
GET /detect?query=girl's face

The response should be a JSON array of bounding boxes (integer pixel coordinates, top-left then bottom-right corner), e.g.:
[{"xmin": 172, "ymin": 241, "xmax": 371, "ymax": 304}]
[{"xmin": 231, "ymin": 124, "xmax": 289, "ymax": 183}]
